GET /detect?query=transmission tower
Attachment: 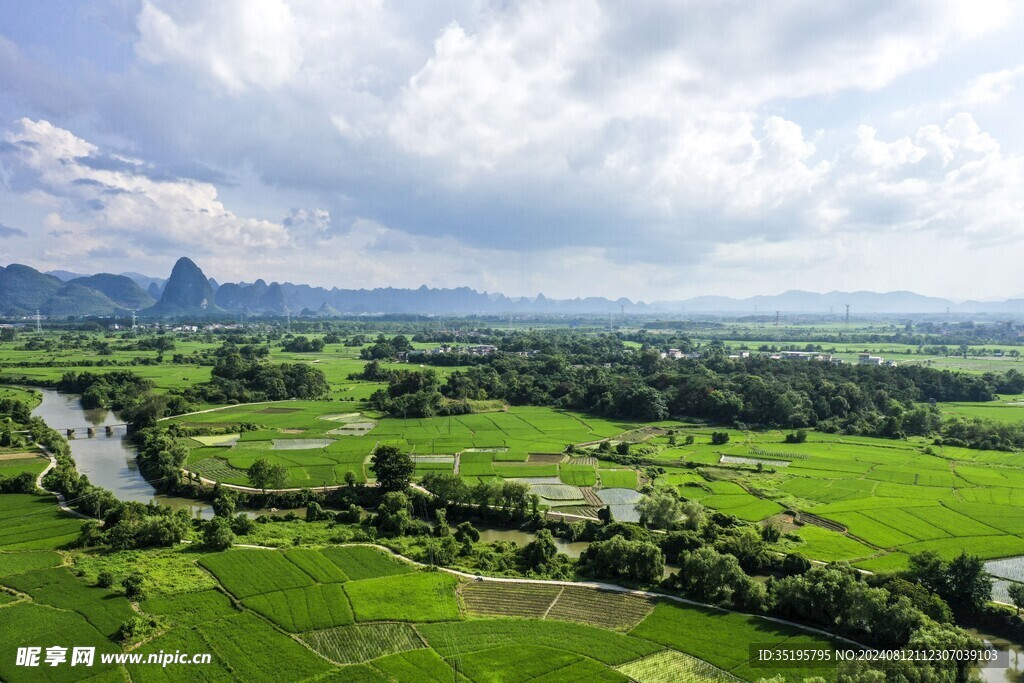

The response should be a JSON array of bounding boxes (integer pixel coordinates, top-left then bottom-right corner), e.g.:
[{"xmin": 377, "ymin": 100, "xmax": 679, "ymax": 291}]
[
  {"xmin": 131, "ymin": 310, "xmax": 137, "ymax": 331},
  {"xmin": 845, "ymin": 304, "xmax": 850, "ymax": 325},
  {"xmin": 35, "ymin": 310, "xmax": 41, "ymax": 333}
]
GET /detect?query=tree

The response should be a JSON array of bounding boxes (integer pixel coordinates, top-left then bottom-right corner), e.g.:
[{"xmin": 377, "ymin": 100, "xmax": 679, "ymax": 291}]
[
  {"xmin": 782, "ymin": 553, "xmax": 811, "ymax": 576},
  {"xmin": 371, "ymin": 445, "xmax": 414, "ymax": 492},
  {"xmin": 907, "ymin": 551, "xmax": 947, "ymax": 594},
  {"xmin": 675, "ymin": 547, "xmax": 751, "ymax": 607},
  {"xmin": 454, "ymin": 521, "xmax": 479, "ymax": 545},
  {"xmin": 377, "ymin": 491, "xmax": 413, "ymax": 535},
  {"xmin": 578, "ymin": 535, "xmax": 664, "ymax": 585},
  {"xmin": 247, "ymin": 458, "xmax": 273, "ymax": 491},
  {"xmin": 710, "ymin": 432, "xmax": 730, "ymax": 445},
  {"xmin": 211, "ymin": 489, "xmax": 236, "ymax": 518},
  {"xmin": 616, "ymin": 442, "xmax": 630, "ymax": 455},
  {"xmin": 121, "ymin": 572, "xmax": 146, "ymax": 600},
  {"xmin": 944, "ymin": 551, "xmax": 991, "ymax": 615},
  {"xmin": 433, "ymin": 508, "xmax": 450, "ymax": 537},
  {"xmin": 680, "ymin": 500, "xmax": 705, "ymax": 531},
  {"xmin": 761, "ymin": 521, "xmax": 782, "ymax": 543},
  {"xmin": 344, "ymin": 470, "xmax": 358, "ymax": 488},
  {"xmin": 202, "ymin": 517, "xmax": 235, "ymax": 551},
  {"xmin": 784, "ymin": 429, "xmax": 807, "ymax": 444},
  {"xmin": 306, "ymin": 502, "xmax": 328, "ymax": 522},
  {"xmin": 1008, "ymin": 582, "xmax": 1024, "ymax": 616},
  {"xmin": 267, "ymin": 463, "xmax": 288, "ymax": 490},
  {"xmin": 636, "ymin": 490, "xmax": 684, "ymax": 529},
  {"xmin": 97, "ymin": 571, "xmax": 114, "ymax": 588},
  {"xmin": 521, "ymin": 529, "xmax": 558, "ymax": 569}
]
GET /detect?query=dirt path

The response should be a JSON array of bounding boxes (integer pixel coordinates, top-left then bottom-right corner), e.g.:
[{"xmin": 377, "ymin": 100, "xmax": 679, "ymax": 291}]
[{"xmin": 33, "ymin": 445, "xmax": 92, "ymax": 520}]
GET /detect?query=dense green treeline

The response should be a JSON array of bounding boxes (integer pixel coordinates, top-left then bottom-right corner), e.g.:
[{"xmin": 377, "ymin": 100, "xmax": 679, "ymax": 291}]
[{"xmin": 363, "ymin": 331, "xmax": 1024, "ymax": 449}]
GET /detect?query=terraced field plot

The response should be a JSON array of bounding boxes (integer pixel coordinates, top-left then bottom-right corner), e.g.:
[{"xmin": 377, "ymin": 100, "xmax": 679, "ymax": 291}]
[
  {"xmin": 599, "ymin": 468, "xmax": 639, "ymax": 489},
  {"xmin": 939, "ymin": 400, "xmax": 1024, "ymax": 423},
  {"xmin": 345, "ymin": 571, "xmax": 461, "ymax": 622},
  {"xmin": 419, "ymin": 619, "xmax": 662, "ymax": 667},
  {"xmin": 461, "ymin": 581, "xmax": 564, "ymax": 618},
  {"xmin": 0, "ymin": 601, "xmax": 121, "ymax": 682},
  {"xmin": 132, "ymin": 611, "xmax": 334, "ymax": 682},
  {"xmin": 3, "ymin": 567, "xmax": 136, "ymax": 639},
  {"xmin": 0, "ymin": 455, "xmax": 48, "ymax": 478},
  {"xmin": 243, "ymin": 583, "xmax": 354, "ymax": 631},
  {"xmin": 630, "ymin": 602, "xmax": 841, "ymax": 682},
  {"xmin": 0, "ymin": 494, "xmax": 84, "ymax": 550},
  {"xmin": 462, "ymin": 581, "xmax": 659, "ymax": 632},
  {"xmin": 301, "ymin": 623, "xmax": 424, "ymax": 664},
  {"xmin": 545, "ymin": 586, "xmax": 657, "ymax": 631},
  {"xmin": 617, "ymin": 650, "xmax": 743, "ymax": 683},
  {"xmin": 0, "ymin": 550, "xmax": 62, "ymax": 578},
  {"xmin": 370, "ymin": 649, "xmax": 456, "ymax": 683},
  {"xmin": 597, "ymin": 488, "xmax": 643, "ymax": 523},
  {"xmin": 319, "ymin": 545, "xmax": 412, "ymax": 580}
]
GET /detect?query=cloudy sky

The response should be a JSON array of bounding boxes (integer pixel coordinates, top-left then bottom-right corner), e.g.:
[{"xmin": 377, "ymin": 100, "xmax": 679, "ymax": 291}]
[{"xmin": 1, "ymin": 0, "xmax": 1023, "ymax": 301}]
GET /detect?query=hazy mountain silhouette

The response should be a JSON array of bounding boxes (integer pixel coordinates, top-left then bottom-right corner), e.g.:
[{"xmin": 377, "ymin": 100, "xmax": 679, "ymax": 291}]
[{"xmin": 8, "ymin": 257, "xmax": 1024, "ymax": 318}]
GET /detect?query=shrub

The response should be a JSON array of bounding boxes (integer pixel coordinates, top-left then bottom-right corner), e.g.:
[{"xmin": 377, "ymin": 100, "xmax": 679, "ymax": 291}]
[{"xmin": 122, "ymin": 572, "xmax": 146, "ymax": 600}]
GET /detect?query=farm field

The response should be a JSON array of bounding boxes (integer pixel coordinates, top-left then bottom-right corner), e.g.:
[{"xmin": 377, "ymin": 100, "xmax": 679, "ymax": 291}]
[
  {"xmin": 0, "ymin": 494, "xmax": 84, "ymax": 551},
  {"xmin": 0, "ymin": 532, "xmax": 839, "ymax": 683},
  {"xmin": 0, "ymin": 455, "xmax": 48, "ymax": 478},
  {"xmin": 938, "ymin": 399, "xmax": 1024, "ymax": 423},
  {"xmin": 642, "ymin": 426, "xmax": 1024, "ymax": 567},
  {"xmin": 0, "ymin": 478, "xmax": 848, "ymax": 683},
  {"xmin": 169, "ymin": 401, "xmax": 641, "ymax": 508}
]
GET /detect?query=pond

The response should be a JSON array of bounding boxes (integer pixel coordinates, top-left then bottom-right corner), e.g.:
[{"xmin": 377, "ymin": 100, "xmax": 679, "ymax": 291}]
[
  {"xmin": 968, "ymin": 629, "xmax": 1024, "ymax": 682},
  {"xmin": 475, "ymin": 527, "xmax": 591, "ymax": 558}
]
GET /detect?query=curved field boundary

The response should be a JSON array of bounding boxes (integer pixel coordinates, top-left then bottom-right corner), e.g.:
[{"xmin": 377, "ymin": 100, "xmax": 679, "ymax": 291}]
[{"xmin": 31, "ymin": 445, "xmax": 92, "ymax": 520}]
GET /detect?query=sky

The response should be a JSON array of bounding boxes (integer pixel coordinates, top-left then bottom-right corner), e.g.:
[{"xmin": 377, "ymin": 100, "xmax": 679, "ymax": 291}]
[{"xmin": 1, "ymin": 0, "xmax": 1024, "ymax": 302}]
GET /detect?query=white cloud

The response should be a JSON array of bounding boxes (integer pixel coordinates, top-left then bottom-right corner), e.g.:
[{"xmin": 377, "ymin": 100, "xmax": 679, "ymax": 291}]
[
  {"xmin": 3, "ymin": 1, "xmax": 1024, "ymax": 300},
  {"xmin": 136, "ymin": 0, "xmax": 302, "ymax": 93},
  {"xmin": 3, "ymin": 119, "xmax": 290, "ymax": 250},
  {"xmin": 283, "ymin": 207, "xmax": 331, "ymax": 239},
  {"xmin": 954, "ymin": 66, "xmax": 1024, "ymax": 107}
]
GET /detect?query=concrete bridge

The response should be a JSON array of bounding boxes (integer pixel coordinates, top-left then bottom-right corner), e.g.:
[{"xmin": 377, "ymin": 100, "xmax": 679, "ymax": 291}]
[{"xmin": 58, "ymin": 424, "xmax": 128, "ymax": 437}]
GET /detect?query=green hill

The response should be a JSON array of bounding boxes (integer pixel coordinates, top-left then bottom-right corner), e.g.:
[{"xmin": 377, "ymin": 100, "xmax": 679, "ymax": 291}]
[
  {"xmin": 0, "ymin": 264, "xmax": 64, "ymax": 314},
  {"xmin": 43, "ymin": 283, "xmax": 120, "ymax": 317},
  {"xmin": 68, "ymin": 274, "xmax": 155, "ymax": 310}
]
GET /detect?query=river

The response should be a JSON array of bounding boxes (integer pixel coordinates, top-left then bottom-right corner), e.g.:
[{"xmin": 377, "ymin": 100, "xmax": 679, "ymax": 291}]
[{"xmin": 31, "ymin": 388, "xmax": 215, "ymax": 519}]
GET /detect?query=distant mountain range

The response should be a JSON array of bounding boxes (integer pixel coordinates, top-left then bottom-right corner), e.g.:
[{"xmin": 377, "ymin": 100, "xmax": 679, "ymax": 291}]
[{"xmin": 1, "ymin": 257, "xmax": 1024, "ymax": 318}]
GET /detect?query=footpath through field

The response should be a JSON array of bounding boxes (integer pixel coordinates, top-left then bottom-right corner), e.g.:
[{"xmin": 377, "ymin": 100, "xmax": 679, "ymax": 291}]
[{"xmin": 33, "ymin": 445, "xmax": 91, "ymax": 520}]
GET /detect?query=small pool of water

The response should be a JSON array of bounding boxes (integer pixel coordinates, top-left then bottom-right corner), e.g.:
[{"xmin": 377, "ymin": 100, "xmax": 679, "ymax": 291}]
[
  {"xmin": 475, "ymin": 527, "xmax": 591, "ymax": 558},
  {"xmin": 968, "ymin": 629, "xmax": 1024, "ymax": 682}
]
